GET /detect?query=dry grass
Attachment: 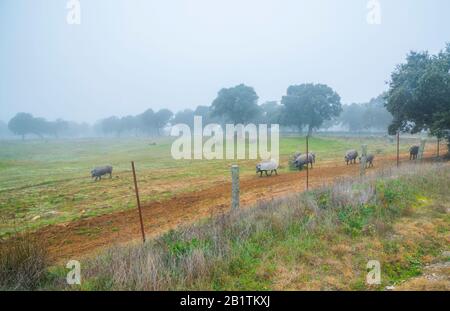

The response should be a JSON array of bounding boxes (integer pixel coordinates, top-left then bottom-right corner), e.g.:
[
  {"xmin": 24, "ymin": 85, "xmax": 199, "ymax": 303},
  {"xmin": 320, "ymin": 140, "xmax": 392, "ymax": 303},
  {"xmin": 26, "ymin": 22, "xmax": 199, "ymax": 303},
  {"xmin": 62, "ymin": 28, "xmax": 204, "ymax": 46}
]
[
  {"xmin": 0, "ymin": 234, "xmax": 50, "ymax": 290},
  {"xmin": 42, "ymin": 162, "xmax": 447, "ymax": 291},
  {"xmin": 0, "ymin": 162, "xmax": 443, "ymax": 290}
]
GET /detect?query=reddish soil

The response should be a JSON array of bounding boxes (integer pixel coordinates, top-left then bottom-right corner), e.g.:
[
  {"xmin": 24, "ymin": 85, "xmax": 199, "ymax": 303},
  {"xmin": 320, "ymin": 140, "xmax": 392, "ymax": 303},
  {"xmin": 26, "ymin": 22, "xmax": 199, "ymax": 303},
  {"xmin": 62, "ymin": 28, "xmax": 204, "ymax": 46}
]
[{"xmin": 35, "ymin": 153, "xmax": 437, "ymax": 262}]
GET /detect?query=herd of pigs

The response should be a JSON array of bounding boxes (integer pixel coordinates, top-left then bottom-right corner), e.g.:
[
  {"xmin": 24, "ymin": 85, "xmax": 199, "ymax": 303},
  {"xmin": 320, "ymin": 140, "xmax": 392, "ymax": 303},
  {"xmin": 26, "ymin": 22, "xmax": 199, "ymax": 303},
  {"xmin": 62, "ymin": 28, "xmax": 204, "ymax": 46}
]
[
  {"xmin": 255, "ymin": 145, "xmax": 422, "ymax": 177},
  {"xmin": 89, "ymin": 146, "xmax": 423, "ymax": 180}
]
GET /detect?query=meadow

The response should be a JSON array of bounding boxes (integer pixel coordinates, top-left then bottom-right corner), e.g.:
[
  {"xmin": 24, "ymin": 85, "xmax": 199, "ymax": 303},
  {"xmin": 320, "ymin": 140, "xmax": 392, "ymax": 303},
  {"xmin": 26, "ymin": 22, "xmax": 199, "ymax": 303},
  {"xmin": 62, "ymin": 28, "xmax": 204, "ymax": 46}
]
[
  {"xmin": 0, "ymin": 134, "xmax": 440, "ymax": 238},
  {"xmin": 2, "ymin": 162, "xmax": 449, "ymax": 290}
]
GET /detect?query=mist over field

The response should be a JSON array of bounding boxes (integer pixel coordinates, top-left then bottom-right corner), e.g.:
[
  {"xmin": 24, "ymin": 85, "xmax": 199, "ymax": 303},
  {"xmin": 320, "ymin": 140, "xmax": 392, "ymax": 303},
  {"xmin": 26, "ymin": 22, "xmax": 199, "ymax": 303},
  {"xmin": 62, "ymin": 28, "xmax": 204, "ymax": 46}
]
[{"xmin": 1, "ymin": 0, "xmax": 450, "ymax": 125}]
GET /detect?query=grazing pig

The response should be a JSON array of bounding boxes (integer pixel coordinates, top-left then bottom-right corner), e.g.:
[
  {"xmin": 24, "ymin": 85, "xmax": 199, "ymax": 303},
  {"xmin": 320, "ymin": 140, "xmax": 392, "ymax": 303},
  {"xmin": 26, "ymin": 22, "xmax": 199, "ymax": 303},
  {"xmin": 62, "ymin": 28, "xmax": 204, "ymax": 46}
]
[
  {"xmin": 256, "ymin": 159, "xmax": 279, "ymax": 177},
  {"xmin": 409, "ymin": 145, "xmax": 420, "ymax": 160},
  {"xmin": 294, "ymin": 153, "xmax": 314, "ymax": 170},
  {"xmin": 91, "ymin": 165, "xmax": 113, "ymax": 181},
  {"xmin": 310, "ymin": 152, "xmax": 316, "ymax": 163},
  {"xmin": 293, "ymin": 152, "xmax": 302, "ymax": 160},
  {"xmin": 359, "ymin": 154, "xmax": 375, "ymax": 168},
  {"xmin": 345, "ymin": 149, "xmax": 358, "ymax": 165}
]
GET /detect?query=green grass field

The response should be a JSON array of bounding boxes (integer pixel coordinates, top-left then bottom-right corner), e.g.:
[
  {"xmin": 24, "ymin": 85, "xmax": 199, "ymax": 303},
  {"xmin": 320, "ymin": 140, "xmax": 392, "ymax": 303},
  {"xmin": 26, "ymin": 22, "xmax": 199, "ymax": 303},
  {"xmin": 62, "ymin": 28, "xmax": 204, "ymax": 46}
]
[
  {"xmin": 17, "ymin": 163, "xmax": 449, "ymax": 291},
  {"xmin": 0, "ymin": 135, "xmax": 437, "ymax": 237}
]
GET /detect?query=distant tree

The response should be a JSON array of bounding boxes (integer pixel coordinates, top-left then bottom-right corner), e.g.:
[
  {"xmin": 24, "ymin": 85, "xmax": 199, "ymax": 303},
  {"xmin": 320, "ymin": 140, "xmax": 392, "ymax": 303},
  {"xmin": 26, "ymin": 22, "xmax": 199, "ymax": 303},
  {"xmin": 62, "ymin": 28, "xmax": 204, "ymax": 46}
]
[
  {"xmin": 319, "ymin": 117, "xmax": 339, "ymax": 131},
  {"xmin": 259, "ymin": 101, "xmax": 282, "ymax": 124},
  {"xmin": 137, "ymin": 108, "xmax": 173, "ymax": 136},
  {"xmin": 210, "ymin": 84, "xmax": 260, "ymax": 124},
  {"xmin": 101, "ymin": 116, "xmax": 122, "ymax": 136},
  {"xmin": 154, "ymin": 109, "xmax": 173, "ymax": 135},
  {"xmin": 139, "ymin": 109, "xmax": 157, "ymax": 136},
  {"xmin": 45, "ymin": 119, "xmax": 69, "ymax": 138},
  {"xmin": 65, "ymin": 121, "xmax": 92, "ymax": 137},
  {"xmin": 281, "ymin": 83, "xmax": 342, "ymax": 136},
  {"xmin": 362, "ymin": 94, "xmax": 393, "ymax": 131},
  {"xmin": 194, "ymin": 105, "xmax": 210, "ymax": 120},
  {"xmin": 34, "ymin": 117, "xmax": 52, "ymax": 137},
  {"xmin": 332, "ymin": 95, "xmax": 392, "ymax": 133},
  {"xmin": 339, "ymin": 103, "xmax": 366, "ymax": 132},
  {"xmin": 173, "ymin": 109, "xmax": 195, "ymax": 128},
  {"xmin": 8, "ymin": 113, "xmax": 76, "ymax": 139},
  {"xmin": 120, "ymin": 115, "xmax": 138, "ymax": 135},
  {"xmin": 8, "ymin": 113, "xmax": 38, "ymax": 139},
  {"xmin": 195, "ymin": 105, "xmax": 225, "ymax": 124},
  {"xmin": 386, "ymin": 44, "xmax": 450, "ymax": 147}
]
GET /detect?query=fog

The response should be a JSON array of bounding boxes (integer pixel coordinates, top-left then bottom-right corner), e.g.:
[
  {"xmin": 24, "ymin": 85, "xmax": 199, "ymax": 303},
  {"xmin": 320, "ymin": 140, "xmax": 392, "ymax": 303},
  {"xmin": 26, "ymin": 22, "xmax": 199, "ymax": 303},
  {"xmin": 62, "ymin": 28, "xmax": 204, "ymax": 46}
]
[{"xmin": 1, "ymin": 0, "xmax": 450, "ymax": 123}]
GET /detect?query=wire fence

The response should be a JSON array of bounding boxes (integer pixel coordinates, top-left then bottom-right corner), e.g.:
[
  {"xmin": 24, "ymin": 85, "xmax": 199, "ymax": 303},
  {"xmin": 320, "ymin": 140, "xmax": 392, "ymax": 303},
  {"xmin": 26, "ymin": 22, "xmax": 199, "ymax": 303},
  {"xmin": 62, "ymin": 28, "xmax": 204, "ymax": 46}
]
[{"xmin": 3, "ymin": 135, "xmax": 448, "ymax": 243}]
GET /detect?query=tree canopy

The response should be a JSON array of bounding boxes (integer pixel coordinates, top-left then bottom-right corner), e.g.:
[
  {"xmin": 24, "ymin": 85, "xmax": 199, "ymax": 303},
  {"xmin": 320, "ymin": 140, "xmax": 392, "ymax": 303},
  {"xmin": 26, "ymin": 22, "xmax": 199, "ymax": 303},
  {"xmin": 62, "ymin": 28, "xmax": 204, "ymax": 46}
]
[
  {"xmin": 154, "ymin": 109, "xmax": 174, "ymax": 135},
  {"xmin": 338, "ymin": 94, "xmax": 392, "ymax": 132},
  {"xmin": 173, "ymin": 109, "xmax": 195, "ymax": 128},
  {"xmin": 8, "ymin": 113, "xmax": 36, "ymax": 139},
  {"xmin": 281, "ymin": 83, "xmax": 342, "ymax": 135},
  {"xmin": 210, "ymin": 84, "xmax": 260, "ymax": 124},
  {"xmin": 386, "ymin": 43, "xmax": 450, "ymax": 143},
  {"xmin": 98, "ymin": 108, "xmax": 174, "ymax": 137},
  {"xmin": 259, "ymin": 101, "xmax": 283, "ymax": 125},
  {"xmin": 8, "ymin": 113, "xmax": 69, "ymax": 139}
]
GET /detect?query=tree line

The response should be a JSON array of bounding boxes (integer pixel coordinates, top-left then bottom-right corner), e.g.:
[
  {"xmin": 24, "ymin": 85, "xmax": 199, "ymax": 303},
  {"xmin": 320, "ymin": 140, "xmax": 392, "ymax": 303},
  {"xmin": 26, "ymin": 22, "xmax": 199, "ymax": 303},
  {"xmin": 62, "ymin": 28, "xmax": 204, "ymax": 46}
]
[
  {"xmin": 2, "ymin": 87, "xmax": 395, "ymax": 139},
  {"xmin": 5, "ymin": 113, "xmax": 93, "ymax": 139},
  {"xmin": 95, "ymin": 83, "xmax": 393, "ymax": 137},
  {"xmin": 4, "ymin": 43, "xmax": 449, "ymax": 144}
]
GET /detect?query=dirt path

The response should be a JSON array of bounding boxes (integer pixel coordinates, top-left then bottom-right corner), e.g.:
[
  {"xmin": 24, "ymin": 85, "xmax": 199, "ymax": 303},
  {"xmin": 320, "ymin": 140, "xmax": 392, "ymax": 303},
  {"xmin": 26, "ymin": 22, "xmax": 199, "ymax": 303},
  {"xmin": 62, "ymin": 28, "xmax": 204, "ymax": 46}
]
[{"xmin": 36, "ymin": 153, "xmax": 436, "ymax": 262}]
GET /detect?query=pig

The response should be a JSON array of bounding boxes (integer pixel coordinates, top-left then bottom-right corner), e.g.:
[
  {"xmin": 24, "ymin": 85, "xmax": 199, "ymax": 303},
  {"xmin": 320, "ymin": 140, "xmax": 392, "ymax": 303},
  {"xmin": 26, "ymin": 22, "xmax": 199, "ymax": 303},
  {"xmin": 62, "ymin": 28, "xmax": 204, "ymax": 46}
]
[
  {"xmin": 256, "ymin": 159, "xmax": 279, "ymax": 177},
  {"xmin": 409, "ymin": 145, "xmax": 420, "ymax": 160},
  {"xmin": 345, "ymin": 150, "xmax": 358, "ymax": 165},
  {"xmin": 358, "ymin": 154, "xmax": 375, "ymax": 168},
  {"xmin": 294, "ymin": 153, "xmax": 314, "ymax": 170},
  {"xmin": 91, "ymin": 165, "xmax": 113, "ymax": 181}
]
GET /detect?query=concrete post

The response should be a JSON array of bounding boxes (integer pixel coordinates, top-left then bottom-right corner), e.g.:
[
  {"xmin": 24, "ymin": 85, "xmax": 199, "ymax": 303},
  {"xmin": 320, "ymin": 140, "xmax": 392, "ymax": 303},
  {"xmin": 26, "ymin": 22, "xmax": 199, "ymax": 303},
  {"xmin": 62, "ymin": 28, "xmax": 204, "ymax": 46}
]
[
  {"xmin": 360, "ymin": 144, "xmax": 367, "ymax": 176},
  {"xmin": 418, "ymin": 138, "xmax": 426, "ymax": 161},
  {"xmin": 231, "ymin": 165, "xmax": 240, "ymax": 210}
]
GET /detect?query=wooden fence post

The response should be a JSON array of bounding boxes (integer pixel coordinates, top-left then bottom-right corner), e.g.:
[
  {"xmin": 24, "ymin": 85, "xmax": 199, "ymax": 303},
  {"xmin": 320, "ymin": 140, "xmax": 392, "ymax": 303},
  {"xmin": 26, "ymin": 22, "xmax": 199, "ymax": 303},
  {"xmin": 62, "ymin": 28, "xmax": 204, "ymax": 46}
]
[
  {"xmin": 360, "ymin": 144, "xmax": 367, "ymax": 177},
  {"xmin": 231, "ymin": 165, "xmax": 240, "ymax": 210}
]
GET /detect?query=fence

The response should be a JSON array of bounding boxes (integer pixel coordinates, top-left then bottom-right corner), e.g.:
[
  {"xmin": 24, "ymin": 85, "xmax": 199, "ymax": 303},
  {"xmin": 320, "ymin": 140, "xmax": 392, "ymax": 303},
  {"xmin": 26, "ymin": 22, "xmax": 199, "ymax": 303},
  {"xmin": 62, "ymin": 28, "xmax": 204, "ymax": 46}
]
[
  {"xmin": 224, "ymin": 134, "xmax": 446, "ymax": 213},
  {"xmin": 129, "ymin": 134, "xmax": 446, "ymax": 243}
]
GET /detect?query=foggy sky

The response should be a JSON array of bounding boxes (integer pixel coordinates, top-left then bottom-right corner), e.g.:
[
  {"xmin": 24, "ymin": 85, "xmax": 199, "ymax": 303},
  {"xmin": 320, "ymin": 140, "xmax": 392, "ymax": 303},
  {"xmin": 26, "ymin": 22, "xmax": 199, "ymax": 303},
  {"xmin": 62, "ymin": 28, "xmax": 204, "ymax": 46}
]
[{"xmin": 1, "ymin": 0, "xmax": 450, "ymax": 123}]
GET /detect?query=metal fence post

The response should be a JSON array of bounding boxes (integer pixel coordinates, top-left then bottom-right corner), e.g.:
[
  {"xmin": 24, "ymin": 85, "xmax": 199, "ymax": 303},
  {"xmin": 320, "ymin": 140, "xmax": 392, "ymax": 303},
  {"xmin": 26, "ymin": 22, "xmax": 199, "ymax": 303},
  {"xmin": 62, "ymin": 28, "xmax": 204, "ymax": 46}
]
[
  {"xmin": 231, "ymin": 165, "xmax": 240, "ymax": 210},
  {"xmin": 131, "ymin": 161, "xmax": 146, "ymax": 243}
]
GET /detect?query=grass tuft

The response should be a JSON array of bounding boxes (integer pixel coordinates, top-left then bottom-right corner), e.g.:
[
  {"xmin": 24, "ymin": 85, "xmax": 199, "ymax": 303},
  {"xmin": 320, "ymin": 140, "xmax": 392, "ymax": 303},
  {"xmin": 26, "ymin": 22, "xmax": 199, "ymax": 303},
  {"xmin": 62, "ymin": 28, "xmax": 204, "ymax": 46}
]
[{"xmin": 0, "ymin": 234, "xmax": 50, "ymax": 290}]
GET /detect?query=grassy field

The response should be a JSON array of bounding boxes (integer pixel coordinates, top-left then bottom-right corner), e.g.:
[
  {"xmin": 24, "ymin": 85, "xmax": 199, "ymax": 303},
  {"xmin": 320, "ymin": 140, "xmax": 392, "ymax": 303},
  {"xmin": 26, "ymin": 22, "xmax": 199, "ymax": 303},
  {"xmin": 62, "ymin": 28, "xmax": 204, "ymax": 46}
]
[
  {"xmin": 2, "ymin": 162, "xmax": 448, "ymax": 290},
  {"xmin": 0, "ymin": 135, "xmax": 440, "ymax": 238},
  {"xmin": 60, "ymin": 163, "xmax": 450, "ymax": 291}
]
